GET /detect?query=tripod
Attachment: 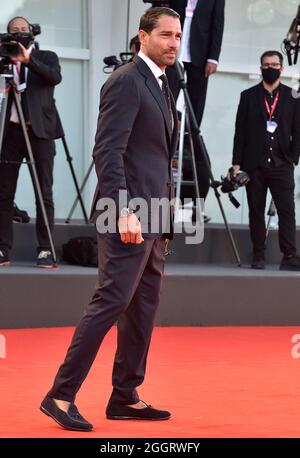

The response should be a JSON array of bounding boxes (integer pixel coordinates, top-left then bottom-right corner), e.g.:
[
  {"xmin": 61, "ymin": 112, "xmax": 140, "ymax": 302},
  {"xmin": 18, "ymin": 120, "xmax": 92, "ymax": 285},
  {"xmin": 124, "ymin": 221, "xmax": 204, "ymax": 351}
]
[
  {"xmin": 0, "ymin": 66, "xmax": 57, "ymax": 262},
  {"xmin": 174, "ymin": 60, "xmax": 241, "ymax": 266},
  {"xmin": 66, "ymin": 160, "xmax": 94, "ymax": 223},
  {"xmin": 174, "ymin": 104, "xmax": 207, "ymax": 222},
  {"xmin": 60, "ymin": 130, "xmax": 89, "ymax": 224}
]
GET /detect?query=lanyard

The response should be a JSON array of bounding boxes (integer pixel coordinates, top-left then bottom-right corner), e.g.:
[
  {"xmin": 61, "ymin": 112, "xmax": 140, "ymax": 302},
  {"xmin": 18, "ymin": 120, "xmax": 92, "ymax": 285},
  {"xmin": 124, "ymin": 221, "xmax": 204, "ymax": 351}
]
[
  {"xmin": 186, "ymin": 0, "xmax": 198, "ymax": 15},
  {"xmin": 14, "ymin": 62, "xmax": 21, "ymax": 83},
  {"xmin": 264, "ymin": 91, "xmax": 279, "ymax": 121}
]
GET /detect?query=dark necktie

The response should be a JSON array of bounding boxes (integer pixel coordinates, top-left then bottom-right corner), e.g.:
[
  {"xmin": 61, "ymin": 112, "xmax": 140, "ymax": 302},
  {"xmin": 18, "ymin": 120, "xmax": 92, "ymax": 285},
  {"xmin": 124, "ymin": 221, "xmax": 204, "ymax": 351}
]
[
  {"xmin": 19, "ymin": 63, "xmax": 30, "ymax": 122},
  {"xmin": 159, "ymin": 74, "xmax": 173, "ymax": 130}
]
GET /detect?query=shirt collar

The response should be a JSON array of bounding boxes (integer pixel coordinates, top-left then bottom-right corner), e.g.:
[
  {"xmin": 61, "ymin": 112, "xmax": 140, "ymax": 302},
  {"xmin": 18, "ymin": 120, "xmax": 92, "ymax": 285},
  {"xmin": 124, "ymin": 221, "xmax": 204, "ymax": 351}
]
[
  {"xmin": 138, "ymin": 50, "xmax": 165, "ymax": 80},
  {"xmin": 262, "ymin": 81, "xmax": 281, "ymax": 97}
]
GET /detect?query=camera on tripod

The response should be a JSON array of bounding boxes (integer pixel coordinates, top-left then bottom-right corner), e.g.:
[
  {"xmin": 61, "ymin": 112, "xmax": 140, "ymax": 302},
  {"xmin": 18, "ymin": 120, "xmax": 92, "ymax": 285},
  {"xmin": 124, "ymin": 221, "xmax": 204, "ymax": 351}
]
[
  {"xmin": 283, "ymin": 4, "xmax": 300, "ymax": 65},
  {"xmin": 103, "ymin": 53, "xmax": 134, "ymax": 73},
  {"xmin": 0, "ymin": 24, "xmax": 40, "ymax": 59},
  {"xmin": 0, "ymin": 25, "xmax": 41, "ymax": 77},
  {"xmin": 0, "ymin": 34, "xmax": 23, "ymax": 58},
  {"xmin": 211, "ymin": 167, "xmax": 250, "ymax": 208}
]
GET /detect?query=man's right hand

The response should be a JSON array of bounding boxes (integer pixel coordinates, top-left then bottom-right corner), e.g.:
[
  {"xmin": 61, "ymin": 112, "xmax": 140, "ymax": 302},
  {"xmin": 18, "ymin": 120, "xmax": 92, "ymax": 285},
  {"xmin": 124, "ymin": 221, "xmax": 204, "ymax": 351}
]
[
  {"xmin": 205, "ymin": 62, "xmax": 217, "ymax": 78},
  {"xmin": 118, "ymin": 213, "xmax": 144, "ymax": 244},
  {"xmin": 10, "ymin": 42, "xmax": 30, "ymax": 64},
  {"xmin": 231, "ymin": 165, "xmax": 241, "ymax": 177}
]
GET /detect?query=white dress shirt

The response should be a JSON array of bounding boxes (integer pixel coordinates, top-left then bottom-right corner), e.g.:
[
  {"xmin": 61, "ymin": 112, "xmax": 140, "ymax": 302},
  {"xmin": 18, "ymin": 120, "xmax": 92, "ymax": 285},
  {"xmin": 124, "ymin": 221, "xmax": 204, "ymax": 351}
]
[
  {"xmin": 138, "ymin": 51, "xmax": 174, "ymax": 130},
  {"xmin": 138, "ymin": 50, "xmax": 164, "ymax": 89},
  {"xmin": 10, "ymin": 45, "xmax": 33, "ymax": 123}
]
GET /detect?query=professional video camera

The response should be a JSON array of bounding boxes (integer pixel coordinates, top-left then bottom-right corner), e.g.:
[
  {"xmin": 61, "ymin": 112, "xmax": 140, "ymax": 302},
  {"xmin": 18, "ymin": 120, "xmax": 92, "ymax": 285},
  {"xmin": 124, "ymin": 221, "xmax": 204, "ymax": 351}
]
[
  {"xmin": 0, "ymin": 25, "xmax": 41, "ymax": 76},
  {"xmin": 142, "ymin": 1, "xmax": 170, "ymax": 6},
  {"xmin": 211, "ymin": 167, "xmax": 250, "ymax": 208},
  {"xmin": 0, "ymin": 34, "xmax": 23, "ymax": 58},
  {"xmin": 0, "ymin": 24, "xmax": 41, "ymax": 58},
  {"xmin": 220, "ymin": 168, "xmax": 250, "ymax": 193},
  {"xmin": 103, "ymin": 52, "xmax": 134, "ymax": 73},
  {"xmin": 283, "ymin": 4, "xmax": 300, "ymax": 65}
]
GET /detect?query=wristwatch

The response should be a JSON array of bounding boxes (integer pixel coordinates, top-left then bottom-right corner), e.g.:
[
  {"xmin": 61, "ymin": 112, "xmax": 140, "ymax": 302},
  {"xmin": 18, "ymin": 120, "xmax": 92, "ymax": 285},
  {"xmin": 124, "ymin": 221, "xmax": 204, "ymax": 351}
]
[{"xmin": 120, "ymin": 207, "xmax": 134, "ymax": 217}]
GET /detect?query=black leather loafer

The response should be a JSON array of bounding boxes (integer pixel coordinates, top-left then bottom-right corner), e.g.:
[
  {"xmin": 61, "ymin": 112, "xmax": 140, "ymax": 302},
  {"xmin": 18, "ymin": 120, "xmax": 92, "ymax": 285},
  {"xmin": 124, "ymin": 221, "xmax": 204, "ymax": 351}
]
[
  {"xmin": 106, "ymin": 401, "xmax": 171, "ymax": 421},
  {"xmin": 280, "ymin": 254, "xmax": 300, "ymax": 271},
  {"xmin": 251, "ymin": 257, "xmax": 265, "ymax": 270},
  {"xmin": 40, "ymin": 396, "xmax": 93, "ymax": 431}
]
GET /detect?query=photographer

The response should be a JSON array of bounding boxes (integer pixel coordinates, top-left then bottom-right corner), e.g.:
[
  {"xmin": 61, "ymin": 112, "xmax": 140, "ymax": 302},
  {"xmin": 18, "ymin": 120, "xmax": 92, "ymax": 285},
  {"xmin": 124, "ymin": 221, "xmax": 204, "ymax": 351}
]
[
  {"xmin": 232, "ymin": 50, "xmax": 300, "ymax": 271},
  {"xmin": 0, "ymin": 16, "xmax": 63, "ymax": 268}
]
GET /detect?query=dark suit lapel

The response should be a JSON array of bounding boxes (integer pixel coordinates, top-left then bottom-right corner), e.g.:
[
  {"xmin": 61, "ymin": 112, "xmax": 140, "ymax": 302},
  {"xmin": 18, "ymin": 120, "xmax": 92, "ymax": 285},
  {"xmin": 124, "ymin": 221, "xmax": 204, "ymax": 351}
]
[
  {"xmin": 133, "ymin": 56, "xmax": 172, "ymax": 142},
  {"xmin": 274, "ymin": 84, "xmax": 285, "ymax": 123},
  {"xmin": 258, "ymin": 83, "xmax": 267, "ymax": 122},
  {"xmin": 194, "ymin": 0, "xmax": 203, "ymax": 14},
  {"xmin": 170, "ymin": 93, "xmax": 178, "ymax": 158},
  {"xmin": 26, "ymin": 48, "xmax": 38, "ymax": 90}
]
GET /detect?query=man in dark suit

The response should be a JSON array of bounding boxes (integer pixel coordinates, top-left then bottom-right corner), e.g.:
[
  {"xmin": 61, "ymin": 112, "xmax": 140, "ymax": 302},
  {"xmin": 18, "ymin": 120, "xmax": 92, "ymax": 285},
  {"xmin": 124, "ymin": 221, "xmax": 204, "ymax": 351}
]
[
  {"xmin": 0, "ymin": 16, "xmax": 63, "ymax": 268},
  {"xmin": 167, "ymin": 0, "xmax": 225, "ymax": 216},
  {"xmin": 169, "ymin": 0, "xmax": 225, "ymax": 124},
  {"xmin": 232, "ymin": 50, "xmax": 300, "ymax": 271},
  {"xmin": 40, "ymin": 7, "xmax": 180, "ymax": 431}
]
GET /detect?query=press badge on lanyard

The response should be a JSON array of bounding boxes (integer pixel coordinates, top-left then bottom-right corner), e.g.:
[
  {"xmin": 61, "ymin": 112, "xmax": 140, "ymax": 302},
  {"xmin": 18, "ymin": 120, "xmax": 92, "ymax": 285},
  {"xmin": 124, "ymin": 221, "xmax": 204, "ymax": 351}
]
[
  {"xmin": 185, "ymin": 0, "xmax": 198, "ymax": 17},
  {"xmin": 17, "ymin": 82, "xmax": 26, "ymax": 93},
  {"xmin": 265, "ymin": 91, "xmax": 279, "ymax": 134}
]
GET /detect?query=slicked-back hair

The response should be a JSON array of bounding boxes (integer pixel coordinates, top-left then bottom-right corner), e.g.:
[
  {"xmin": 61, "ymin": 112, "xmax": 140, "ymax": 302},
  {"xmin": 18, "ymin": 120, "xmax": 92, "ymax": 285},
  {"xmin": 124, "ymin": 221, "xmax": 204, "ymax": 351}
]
[
  {"xmin": 7, "ymin": 16, "xmax": 31, "ymax": 33},
  {"xmin": 139, "ymin": 7, "xmax": 180, "ymax": 34}
]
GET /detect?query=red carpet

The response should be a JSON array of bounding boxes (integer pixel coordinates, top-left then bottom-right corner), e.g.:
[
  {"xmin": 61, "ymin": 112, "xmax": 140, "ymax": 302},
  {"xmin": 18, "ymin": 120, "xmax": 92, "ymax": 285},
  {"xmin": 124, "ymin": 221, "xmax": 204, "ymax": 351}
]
[{"xmin": 0, "ymin": 326, "xmax": 300, "ymax": 438}]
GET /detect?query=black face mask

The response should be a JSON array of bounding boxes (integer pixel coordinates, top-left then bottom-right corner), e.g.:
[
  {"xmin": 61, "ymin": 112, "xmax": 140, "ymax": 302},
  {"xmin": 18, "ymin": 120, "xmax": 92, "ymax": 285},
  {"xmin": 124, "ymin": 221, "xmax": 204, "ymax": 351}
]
[{"xmin": 261, "ymin": 67, "xmax": 281, "ymax": 85}]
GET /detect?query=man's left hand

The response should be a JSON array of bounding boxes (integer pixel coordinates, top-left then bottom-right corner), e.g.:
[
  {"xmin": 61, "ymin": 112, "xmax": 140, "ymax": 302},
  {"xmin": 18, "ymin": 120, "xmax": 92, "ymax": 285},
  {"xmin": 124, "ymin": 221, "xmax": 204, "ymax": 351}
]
[
  {"xmin": 118, "ymin": 213, "xmax": 144, "ymax": 245},
  {"xmin": 205, "ymin": 62, "xmax": 217, "ymax": 78},
  {"xmin": 10, "ymin": 43, "xmax": 30, "ymax": 65}
]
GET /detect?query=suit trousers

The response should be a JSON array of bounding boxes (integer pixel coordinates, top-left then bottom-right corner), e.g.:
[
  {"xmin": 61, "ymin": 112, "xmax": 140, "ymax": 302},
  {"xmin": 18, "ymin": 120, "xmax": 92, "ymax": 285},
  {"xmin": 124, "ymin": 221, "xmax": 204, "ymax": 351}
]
[
  {"xmin": 0, "ymin": 122, "xmax": 55, "ymax": 254},
  {"xmin": 47, "ymin": 233, "xmax": 166, "ymax": 405},
  {"xmin": 246, "ymin": 162, "xmax": 296, "ymax": 257}
]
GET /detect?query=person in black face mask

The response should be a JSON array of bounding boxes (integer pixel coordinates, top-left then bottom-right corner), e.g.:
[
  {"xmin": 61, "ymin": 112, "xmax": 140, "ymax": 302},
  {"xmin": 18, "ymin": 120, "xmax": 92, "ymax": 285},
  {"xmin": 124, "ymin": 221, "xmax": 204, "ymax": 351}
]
[
  {"xmin": 232, "ymin": 50, "xmax": 300, "ymax": 271},
  {"xmin": 0, "ymin": 16, "xmax": 63, "ymax": 268}
]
